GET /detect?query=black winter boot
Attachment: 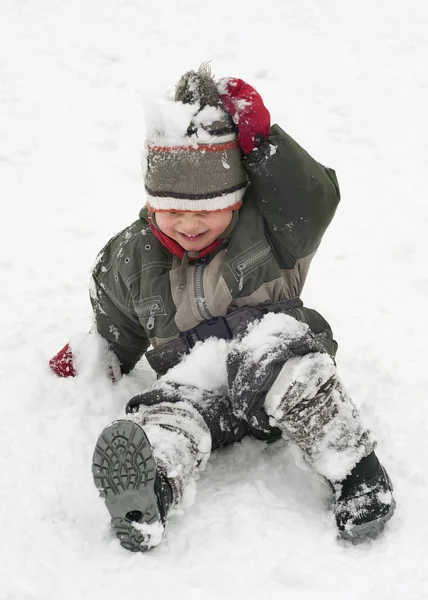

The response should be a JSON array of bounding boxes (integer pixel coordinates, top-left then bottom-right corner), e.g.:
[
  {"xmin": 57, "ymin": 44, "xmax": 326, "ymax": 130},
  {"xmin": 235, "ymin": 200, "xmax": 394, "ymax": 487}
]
[
  {"xmin": 92, "ymin": 420, "xmax": 173, "ymax": 552},
  {"xmin": 334, "ymin": 451, "xmax": 395, "ymax": 543}
]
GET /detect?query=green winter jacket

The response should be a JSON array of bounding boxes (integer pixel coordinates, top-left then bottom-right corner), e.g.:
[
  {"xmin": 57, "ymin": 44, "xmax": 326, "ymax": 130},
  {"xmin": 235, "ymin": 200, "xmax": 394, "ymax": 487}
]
[{"xmin": 91, "ymin": 125, "xmax": 340, "ymax": 374}]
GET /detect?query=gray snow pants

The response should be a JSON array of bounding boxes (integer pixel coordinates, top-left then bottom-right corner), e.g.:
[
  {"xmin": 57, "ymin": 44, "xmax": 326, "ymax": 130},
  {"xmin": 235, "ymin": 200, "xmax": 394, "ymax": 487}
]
[{"xmin": 126, "ymin": 309, "xmax": 375, "ymax": 507}]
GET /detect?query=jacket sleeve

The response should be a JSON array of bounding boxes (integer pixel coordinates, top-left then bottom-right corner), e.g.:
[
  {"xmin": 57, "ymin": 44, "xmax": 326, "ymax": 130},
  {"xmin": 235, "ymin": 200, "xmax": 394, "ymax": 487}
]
[
  {"xmin": 90, "ymin": 235, "xmax": 150, "ymax": 375},
  {"xmin": 244, "ymin": 124, "xmax": 341, "ymax": 260}
]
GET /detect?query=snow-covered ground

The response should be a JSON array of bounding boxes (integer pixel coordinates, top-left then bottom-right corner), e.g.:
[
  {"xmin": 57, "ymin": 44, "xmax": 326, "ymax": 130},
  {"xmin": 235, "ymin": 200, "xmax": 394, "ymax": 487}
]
[{"xmin": 1, "ymin": 0, "xmax": 428, "ymax": 598}]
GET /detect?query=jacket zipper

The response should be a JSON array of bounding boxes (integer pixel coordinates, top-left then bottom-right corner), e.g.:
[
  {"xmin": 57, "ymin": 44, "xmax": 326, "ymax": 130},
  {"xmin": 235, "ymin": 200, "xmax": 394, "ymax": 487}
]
[
  {"xmin": 146, "ymin": 302, "xmax": 161, "ymax": 330},
  {"xmin": 194, "ymin": 264, "xmax": 213, "ymax": 320},
  {"xmin": 235, "ymin": 244, "xmax": 272, "ymax": 291}
]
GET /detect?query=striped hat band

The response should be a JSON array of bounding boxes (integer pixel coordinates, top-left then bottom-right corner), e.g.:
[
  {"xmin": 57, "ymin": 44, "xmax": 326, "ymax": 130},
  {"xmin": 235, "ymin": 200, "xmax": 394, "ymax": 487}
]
[{"xmin": 145, "ymin": 140, "xmax": 248, "ymax": 213}]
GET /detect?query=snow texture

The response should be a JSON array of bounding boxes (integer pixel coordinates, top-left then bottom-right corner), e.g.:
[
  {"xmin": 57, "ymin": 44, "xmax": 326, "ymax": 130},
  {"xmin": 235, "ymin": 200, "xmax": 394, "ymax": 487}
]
[
  {"xmin": 1, "ymin": 0, "xmax": 428, "ymax": 598},
  {"xmin": 144, "ymin": 94, "xmax": 231, "ymax": 146},
  {"xmin": 144, "ymin": 96, "xmax": 198, "ymax": 145}
]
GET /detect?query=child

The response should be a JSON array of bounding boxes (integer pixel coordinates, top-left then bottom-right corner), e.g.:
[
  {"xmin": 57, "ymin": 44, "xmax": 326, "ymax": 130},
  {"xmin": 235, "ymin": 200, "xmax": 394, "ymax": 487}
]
[{"xmin": 50, "ymin": 65, "xmax": 395, "ymax": 551}]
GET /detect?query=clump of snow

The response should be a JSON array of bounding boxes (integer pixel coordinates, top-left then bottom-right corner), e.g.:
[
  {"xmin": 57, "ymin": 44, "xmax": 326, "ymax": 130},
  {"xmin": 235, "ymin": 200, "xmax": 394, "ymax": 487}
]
[
  {"xmin": 161, "ymin": 337, "xmax": 229, "ymax": 392},
  {"xmin": 217, "ymin": 77, "xmax": 231, "ymax": 96},
  {"xmin": 143, "ymin": 88, "xmax": 234, "ymax": 150},
  {"xmin": 131, "ymin": 520, "xmax": 164, "ymax": 548},
  {"xmin": 231, "ymin": 313, "xmax": 309, "ymax": 362},
  {"xmin": 69, "ymin": 330, "xmax": 121, "ymax": 382},
  {"xmin": 143, "ymin": 96, "xmax": 231, "ymax": 148},
  {"xmin": 377, "ymin": 489, "xmax": 393, "ymax": 504},
  {"xmin": 192, "ymin": 104, "xmax": 226, "ymax": 130},
  {"xmin": 143, "ymin": 95, "xmax": 198, "ymax": 146}
]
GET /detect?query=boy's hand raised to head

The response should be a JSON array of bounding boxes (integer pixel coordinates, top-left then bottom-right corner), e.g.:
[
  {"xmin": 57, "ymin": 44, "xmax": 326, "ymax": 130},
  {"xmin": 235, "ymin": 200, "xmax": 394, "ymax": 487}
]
[{"xmin": 218, "ymin": 77, "xmax": 271, "ymax": 155}]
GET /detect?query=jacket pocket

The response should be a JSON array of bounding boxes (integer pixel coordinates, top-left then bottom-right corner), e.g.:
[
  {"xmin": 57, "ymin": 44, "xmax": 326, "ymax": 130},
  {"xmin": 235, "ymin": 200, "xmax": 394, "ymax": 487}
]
[
  {"xmin": 134, "ymin": 295, "xmax": 166, "ymax": 331},
  {"xmin": 229, "ymin": 240, "xmax": 273, "ymax": 291}
]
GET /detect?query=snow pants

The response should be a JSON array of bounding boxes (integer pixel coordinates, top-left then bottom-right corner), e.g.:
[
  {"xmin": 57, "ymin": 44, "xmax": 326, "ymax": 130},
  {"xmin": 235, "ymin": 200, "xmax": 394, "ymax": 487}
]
[{"xmin": 126, "ymin": 311, "xmax": 375, "ymax": 508}]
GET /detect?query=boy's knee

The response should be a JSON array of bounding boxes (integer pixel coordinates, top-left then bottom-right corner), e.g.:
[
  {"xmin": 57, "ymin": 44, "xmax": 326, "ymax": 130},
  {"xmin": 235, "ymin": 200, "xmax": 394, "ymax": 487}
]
[
  {"xmin": 286, "ymin": 307, "xmax": 338, "ymax": 359},
  {"xmin": 264, "ymin": 352, "xmax": 337, "ymax": 423}
]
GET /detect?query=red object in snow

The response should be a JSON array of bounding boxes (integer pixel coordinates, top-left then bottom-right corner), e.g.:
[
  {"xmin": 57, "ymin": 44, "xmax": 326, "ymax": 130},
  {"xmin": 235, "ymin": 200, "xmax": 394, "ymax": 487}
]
[{"xmin": 49, "ymin": 343, "xmax": 76, "ymax": 378}]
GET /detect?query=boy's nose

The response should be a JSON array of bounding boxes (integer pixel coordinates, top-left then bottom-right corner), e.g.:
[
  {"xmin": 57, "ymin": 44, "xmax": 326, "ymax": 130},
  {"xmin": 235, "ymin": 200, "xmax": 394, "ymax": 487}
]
[{"xmin": 181, "ymin": 215, "xmax": 201, "ymax": 229}]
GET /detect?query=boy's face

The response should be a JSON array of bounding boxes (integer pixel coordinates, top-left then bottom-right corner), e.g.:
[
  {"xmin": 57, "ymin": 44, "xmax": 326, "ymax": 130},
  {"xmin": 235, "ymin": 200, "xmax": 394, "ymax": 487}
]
[{"xmin": 155, "ymin": 211, "xmax": 233, "ymax": 251}]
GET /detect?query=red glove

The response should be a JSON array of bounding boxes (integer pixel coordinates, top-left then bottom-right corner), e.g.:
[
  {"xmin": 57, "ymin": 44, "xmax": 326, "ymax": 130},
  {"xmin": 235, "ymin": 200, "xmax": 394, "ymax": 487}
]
[
  {"xmin": 218, "ymin": 77, "xmax": 271, "ymax": 155},
  {"xmin": 49, "ymin": 343, "xmax": 76, "ymax": 378},
  {"xmin": 49, "ymin": 340, "xmax": 123, "ymax": 381}
]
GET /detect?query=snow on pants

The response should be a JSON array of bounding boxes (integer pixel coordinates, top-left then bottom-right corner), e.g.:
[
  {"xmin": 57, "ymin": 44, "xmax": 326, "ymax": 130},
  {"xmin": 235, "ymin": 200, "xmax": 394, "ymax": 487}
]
[{"xmin": 126, "ymin": 311, "xmax": 375, "ymax": 508}]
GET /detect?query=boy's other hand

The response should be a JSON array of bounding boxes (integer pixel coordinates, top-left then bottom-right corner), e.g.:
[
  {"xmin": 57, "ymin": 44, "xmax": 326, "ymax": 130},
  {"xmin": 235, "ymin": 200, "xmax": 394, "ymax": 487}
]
[
  {"xmin": 49, "ymin": 343, "xmax": 76, "ymax": 377},
  {"xmin": 49, "ymin": 340, "xmax": 123, "ymax": 382},
  {"xmin": 218, "ymin": 77, "xmax": 271, "ymax": 155}
]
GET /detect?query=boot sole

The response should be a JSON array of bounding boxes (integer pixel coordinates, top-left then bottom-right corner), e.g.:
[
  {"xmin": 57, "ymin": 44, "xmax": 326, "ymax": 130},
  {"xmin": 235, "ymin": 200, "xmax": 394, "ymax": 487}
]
[{"xmin": 92, "ymin": 419, "xmax": 163, "ymax": 552}]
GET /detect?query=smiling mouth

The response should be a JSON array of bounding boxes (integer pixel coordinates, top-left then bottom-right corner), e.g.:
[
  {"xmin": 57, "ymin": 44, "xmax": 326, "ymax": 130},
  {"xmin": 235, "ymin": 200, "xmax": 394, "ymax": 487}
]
[{"xmin": 177, "ymin": 231, "xmax": 208, "ymax": 240}]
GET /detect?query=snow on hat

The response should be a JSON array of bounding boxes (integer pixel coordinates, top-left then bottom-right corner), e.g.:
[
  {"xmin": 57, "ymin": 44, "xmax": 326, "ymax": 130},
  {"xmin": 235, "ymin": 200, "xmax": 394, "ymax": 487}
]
[{"xmin": 144, "ymin": 63, "xmax": 248, "ymax": 213}]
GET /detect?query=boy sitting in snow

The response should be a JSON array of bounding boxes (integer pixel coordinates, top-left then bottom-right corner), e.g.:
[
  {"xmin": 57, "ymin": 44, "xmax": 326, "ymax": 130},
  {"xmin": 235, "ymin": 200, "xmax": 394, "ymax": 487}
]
[{"xmin": 50, "ymin": 65, "xmax": 395, "ymax": 551}]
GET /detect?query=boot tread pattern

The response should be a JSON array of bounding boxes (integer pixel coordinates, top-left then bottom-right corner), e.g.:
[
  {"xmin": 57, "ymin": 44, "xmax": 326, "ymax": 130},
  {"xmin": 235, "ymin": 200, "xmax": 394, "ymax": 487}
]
[
  {"xmin": 93, "ymin": 423, "xmax": 154, "ymax": 493},
  {"xmin": 92, "ymin": 420, "xmax": 162, "ymax": 552}
]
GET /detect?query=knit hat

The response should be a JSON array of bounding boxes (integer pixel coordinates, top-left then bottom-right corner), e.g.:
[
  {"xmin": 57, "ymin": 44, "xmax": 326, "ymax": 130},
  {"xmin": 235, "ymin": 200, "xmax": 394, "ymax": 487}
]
[{"xmin": 144, "ymin": 64, "xmax": 248, "ymax": 213}]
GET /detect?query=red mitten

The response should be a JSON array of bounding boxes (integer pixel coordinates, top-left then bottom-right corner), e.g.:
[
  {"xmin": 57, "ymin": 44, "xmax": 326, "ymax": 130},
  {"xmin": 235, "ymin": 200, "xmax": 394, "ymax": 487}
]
[
  {"xmin": 49, "ymin": 343, "xmax": 76, "ymax": 378},
  {"xmin": 218, "ymin": 77, "xmax": 271, "ymax": 154}
]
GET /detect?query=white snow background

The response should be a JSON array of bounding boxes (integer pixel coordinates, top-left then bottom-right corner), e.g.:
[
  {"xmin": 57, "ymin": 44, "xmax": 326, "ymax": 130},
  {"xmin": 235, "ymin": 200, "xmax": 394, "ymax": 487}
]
[{"xmin": 1, "ymin": 0, "xmax": 427, "ymax": 598}]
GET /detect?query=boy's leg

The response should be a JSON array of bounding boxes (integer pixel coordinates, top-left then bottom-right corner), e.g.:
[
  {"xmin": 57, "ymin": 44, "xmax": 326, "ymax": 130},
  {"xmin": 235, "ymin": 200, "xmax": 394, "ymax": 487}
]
[
  {"xmin": 227, "ymin": 309, "xmax": 395, "ymax": 542},
  {"xmin": 263, "ymin": 353, "xmax": 374, "ymax": 476},
  {"xmin": 126, "ymin": 383, "xmax": 247, "ymax": 502},
  {"xmin": 93, "ymin": 382, "xmax": 246, "ymax": 552},
  {"xmin": 263, "ymin": 353, "xmax": 395, "ymax": 542}
]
